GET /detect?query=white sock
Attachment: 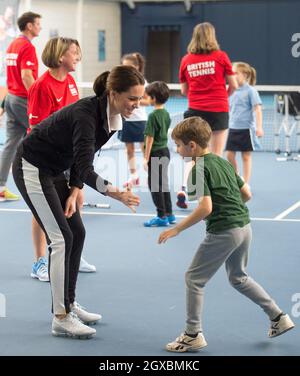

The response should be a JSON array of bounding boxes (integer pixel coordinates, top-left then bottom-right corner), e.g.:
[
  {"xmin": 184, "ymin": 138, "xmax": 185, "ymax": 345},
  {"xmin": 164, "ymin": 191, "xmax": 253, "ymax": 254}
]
[
  {"xmin": 130, "ymin": 173, "xmax": 138, "ymax": 180},
  {"xmin": 0, "ymin": 186, "xmax": 5, "ymax": 192}
]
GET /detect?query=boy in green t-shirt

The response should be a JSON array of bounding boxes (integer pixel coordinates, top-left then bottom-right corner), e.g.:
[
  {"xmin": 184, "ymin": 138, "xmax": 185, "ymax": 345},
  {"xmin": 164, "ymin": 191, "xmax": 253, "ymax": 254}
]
[
  {"xmin": 143, "ymin": 81, "xmax": 175, "ymax": 227},
  {"xmin": 158, "ymin": 116, "xmax": 294, "ymax": 352}
]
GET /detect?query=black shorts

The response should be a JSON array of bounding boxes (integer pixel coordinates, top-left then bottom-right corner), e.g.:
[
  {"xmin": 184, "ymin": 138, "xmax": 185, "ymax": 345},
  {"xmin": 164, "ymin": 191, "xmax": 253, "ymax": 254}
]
[
  {"xmin": 184, "ymin": 108, "xmax": 229, "ymax": 131},
  {"xmin": 120, "ymin": 120, "xmax": 146, "ymax": 143},
  {"xmin": 225, "ymin": 129, "xmax": 254, "ymax": 152}
]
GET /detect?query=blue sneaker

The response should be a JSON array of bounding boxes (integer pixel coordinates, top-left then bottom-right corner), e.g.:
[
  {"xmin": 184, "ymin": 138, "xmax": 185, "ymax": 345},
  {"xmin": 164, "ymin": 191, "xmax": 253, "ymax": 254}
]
[
  {"xmin": 167, "ymin": 214, "xmax": 176, "ymax": 224},
  {"xmin": 31, "ymin": 256, "xmax": 49, "ymax": 282},
  {"xmin": 144, "ymin": 216, "xmax": 169, "ymax": 227}
]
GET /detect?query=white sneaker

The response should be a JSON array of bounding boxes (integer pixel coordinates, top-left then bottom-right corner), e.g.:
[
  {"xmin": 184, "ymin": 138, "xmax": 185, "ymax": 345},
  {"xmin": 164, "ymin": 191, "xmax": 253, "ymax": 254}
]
[
  {"xmin": 79, "ymin": 256, "xmax": 96, "ymax": 273},
  {"xmin": 268, "ymin": 314, "xmax": 295, "ymax": 338},
  {"xmin": 166, "ymin": 332, "xmax": 207, "ymax": 353},
  {"xmin": 70, "ymin": 301, "xmax": 102, "ymax": 325},
  {"xmin": 52, "ymin": 313, "xmax": 96, "ymax": 339}
]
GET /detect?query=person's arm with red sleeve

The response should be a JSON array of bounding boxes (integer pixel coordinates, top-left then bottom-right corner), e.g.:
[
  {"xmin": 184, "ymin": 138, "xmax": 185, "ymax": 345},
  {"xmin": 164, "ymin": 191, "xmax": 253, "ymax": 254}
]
[
  {"xmin": 222, "ymin": 51, "xmax": 238, "ymax": 96},
  {"xmin": 179, "ymin": 56, "xmax": 189, "ymax": 96},
  {"xmin": 28, "ymin": 83, "xmax": 53, "ymax": 129},
  {"xmin": 20, "ymin": 44, "xmax": 38, "ymax": 91}
]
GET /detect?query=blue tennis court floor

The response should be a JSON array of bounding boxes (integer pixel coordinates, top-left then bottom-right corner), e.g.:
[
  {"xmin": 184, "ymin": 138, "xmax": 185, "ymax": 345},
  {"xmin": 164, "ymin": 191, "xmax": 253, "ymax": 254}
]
[{"xmin": 0, "ymin": 150, "xmax": 299, "ymax": 356}]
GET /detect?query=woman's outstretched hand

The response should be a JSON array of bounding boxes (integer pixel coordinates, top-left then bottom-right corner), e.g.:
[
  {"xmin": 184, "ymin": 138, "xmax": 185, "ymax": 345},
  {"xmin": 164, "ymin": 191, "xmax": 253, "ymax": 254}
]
[
  {"xmin": 106, "ymin": 185, "xmax": 140, "ymax": 213},
  {"xmin": 119, "ymin": 188, "xmax": 140, "ymax": 213}
]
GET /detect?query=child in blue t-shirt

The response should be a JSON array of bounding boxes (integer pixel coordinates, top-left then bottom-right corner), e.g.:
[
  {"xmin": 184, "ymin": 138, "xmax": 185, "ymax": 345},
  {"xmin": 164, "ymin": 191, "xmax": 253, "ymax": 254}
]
[{"xmin": 225, "ymin": 62, "xmax": 264, "ymax": 184}]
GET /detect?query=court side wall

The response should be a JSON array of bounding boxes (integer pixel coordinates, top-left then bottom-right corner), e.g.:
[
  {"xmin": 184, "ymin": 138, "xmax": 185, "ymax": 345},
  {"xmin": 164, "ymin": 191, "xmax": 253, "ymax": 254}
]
[
  {"xmin": 18, "ymin": 0, "xmax": 121, "ymax": 82},
  {"xmin": 121, "ymin": 0, "xmax": 300, "ymax": 85}
]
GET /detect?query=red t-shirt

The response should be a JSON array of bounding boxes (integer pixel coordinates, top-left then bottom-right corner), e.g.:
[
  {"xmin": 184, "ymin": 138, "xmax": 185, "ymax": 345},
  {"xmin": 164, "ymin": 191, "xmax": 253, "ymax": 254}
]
[
  {"xmin": 28, "ymin": 71, "xmax": 79, "ymax": 126},
  {"xmin": 6, "ymin": 36, "xmax": 38, "ymax": 98},
  {"xmin": 179, "ymin": 50, "xmax": 234, "ymax": 112}
]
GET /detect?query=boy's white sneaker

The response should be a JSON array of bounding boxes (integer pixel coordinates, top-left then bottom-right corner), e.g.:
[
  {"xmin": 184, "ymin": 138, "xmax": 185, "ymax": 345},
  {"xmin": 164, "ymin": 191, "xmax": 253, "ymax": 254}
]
[
  {"xmin": 52, "ymin": 313, "xmax": 96, "ymax": 339},
  {"xmin": 268, "ymin": 314, "xmax": 295, "ymax": 338},
  {"xmin": 70, "ymin": 301, "xmax": 102, "ymax": 325},
  {"xmin": 166, "ymin": 332, "xmax": 207, "ymax": 353}
]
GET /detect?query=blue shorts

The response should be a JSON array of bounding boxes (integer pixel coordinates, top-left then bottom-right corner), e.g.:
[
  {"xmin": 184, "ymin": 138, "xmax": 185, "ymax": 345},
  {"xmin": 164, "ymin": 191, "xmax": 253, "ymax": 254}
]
[{"xmin": 120, "ymin": 120, "xmax": 146, "ymax": 143}]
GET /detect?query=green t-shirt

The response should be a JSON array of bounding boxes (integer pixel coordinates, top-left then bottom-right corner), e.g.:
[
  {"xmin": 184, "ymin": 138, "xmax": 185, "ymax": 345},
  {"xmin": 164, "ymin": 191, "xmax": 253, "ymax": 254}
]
[
  {"xmin": 187, "ymin": 153, "xmax": 250, "ymax": 233},
  {"xmin": 144, "ymin": 108, "xmax": 171, "ymax": 152}
]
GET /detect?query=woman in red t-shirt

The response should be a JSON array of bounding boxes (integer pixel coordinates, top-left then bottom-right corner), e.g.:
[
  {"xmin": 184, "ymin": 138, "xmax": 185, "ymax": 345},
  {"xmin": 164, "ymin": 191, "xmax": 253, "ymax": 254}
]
[
  {"xmin": 28, "ymin": 37, "xmax": 95, "ymax": 282},
  {"xmin": 176, "ymin": 22, "xmax": 238, "ymax": 209}
]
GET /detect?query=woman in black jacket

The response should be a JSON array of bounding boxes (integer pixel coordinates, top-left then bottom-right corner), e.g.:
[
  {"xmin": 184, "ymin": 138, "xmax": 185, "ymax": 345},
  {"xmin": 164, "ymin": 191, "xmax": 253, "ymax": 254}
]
[{"xmin": 13, "ymin": 65, "xmax": 144, "ymax": 339}]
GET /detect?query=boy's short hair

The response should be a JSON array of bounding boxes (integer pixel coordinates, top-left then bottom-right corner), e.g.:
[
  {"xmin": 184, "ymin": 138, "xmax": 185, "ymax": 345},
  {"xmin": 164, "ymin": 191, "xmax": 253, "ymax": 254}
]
[
  {"xmin": 172, "ymin": 116, "xmax": 212, "ymax": 148},
  {"xmin": 146, "ymin": 81, "xmax": 169, "ymax": 104}
]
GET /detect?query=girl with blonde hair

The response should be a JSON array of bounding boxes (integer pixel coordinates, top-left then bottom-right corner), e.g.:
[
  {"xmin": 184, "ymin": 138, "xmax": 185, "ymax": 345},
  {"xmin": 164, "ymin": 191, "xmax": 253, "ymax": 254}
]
[
  {"xmin": 225, "ymin": 62, "xmax": 264, "ymax": 185},
  {"xmin": 177, "ymin": 22, "xmax": 237, "ymax": 209}
]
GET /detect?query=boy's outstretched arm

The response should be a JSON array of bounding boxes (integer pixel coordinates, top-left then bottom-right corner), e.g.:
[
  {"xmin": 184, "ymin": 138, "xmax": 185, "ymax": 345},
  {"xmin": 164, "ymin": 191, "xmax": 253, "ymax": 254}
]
[
  {"xmin": 240, "ymin": 183, "xmax": 252, "ymax": 202},
  {"xmin": 158, "ymin": 196, "xmax": 212, "ymax": 244}
]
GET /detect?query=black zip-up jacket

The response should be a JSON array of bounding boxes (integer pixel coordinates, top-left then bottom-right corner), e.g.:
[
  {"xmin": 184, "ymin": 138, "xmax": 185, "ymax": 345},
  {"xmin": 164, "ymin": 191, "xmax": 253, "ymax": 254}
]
[{"xmin": 21, "ymin": 95, "xmax": 114, "ymax": 193}]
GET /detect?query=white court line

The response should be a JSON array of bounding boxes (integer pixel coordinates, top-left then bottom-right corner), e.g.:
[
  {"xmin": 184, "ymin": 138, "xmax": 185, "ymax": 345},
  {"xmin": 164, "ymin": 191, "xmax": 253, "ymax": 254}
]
[
  {"xmin": 1, "ymin": 207, "xmax": 300, "ymax": 222},
  {"xmin": 274, "ymin": 201, "xmax": 300, "ymax": 220}
]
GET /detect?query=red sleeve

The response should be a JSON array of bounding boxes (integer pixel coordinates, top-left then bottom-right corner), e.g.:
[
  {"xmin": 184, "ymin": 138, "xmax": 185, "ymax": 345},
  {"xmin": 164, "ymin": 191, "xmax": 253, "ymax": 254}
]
[
  {"xmin": 179, "ymin": 55, "xmax": 187, "ymax": 83},
  {"xmin": 221, "ymin": 51, "xmax": 234, "ymax": 76},
  {"xmin": 20, "ymin": 44, "xmax": 38, "ymax": 72},
  {"xmin": 28, "ymin": 83, "xmax": 53, "ymax": 126}
]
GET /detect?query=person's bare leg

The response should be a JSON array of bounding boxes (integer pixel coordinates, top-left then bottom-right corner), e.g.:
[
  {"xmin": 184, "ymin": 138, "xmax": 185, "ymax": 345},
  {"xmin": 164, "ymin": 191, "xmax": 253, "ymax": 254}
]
[
  {"xmin": 227, "ymin": 151, "xmax": 239, "ymax": 174},
  {"xmin": 242, "ymin": 151, "xmax": 252, "ymax": 184},
  {"xmin": 182, "ymin": 160, "xmax": 195, "ymax": 189},
  {"xmin": 139, "ymin": 142, "xmax": 144, "ymax": 155},
  {"xmin": 124, "ymin": 142, "xmax": 139, "ymax": 187},
  {"xmin": 32, "ymin": 216, "xmax": 47, "ymax": 261},
  {"xmin": 210, "ymin": 130, "xmax": 228, "ymax": 157},
  {"xmin": 126, "ymin": 142, "xmax": 136, "ymax": 176}
]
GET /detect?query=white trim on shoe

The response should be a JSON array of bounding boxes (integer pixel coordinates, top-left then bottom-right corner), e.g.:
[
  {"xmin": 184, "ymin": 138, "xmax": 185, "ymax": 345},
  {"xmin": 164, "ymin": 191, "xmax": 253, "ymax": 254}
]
[
  {"xmin": 166, "ymin": 332, "xmax": 207, "ymax": 353},
  {"xmin": 269, "ymin": 314, "xmax": 295, "ymax": 338}
]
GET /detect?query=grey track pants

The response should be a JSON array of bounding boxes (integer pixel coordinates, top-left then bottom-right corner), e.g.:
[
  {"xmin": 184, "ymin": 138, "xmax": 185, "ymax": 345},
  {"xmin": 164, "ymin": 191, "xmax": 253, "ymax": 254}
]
[
  {"xmin": 13, "ymin": 155, "xmax": 85, "ymax": 314},
  {"xmin": 185, "ymin": 223, "xmax": 282, "ymax": 334}
]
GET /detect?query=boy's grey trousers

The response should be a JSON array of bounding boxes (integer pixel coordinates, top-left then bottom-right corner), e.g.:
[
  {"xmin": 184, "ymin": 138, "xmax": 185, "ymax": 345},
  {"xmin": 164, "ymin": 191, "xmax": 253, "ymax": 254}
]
[{"xmin": 185, "ymin": 223, "xmax": 282, "ymax": 334}]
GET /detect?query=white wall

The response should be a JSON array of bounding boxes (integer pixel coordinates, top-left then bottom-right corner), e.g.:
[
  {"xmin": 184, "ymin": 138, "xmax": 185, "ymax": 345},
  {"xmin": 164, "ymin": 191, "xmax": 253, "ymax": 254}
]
[
  {"xmin": 81, "ymin": 0, "xmax": 121, "ymax": 82},
  {"xmin": 18, "ymin": 0, "xmax": 121, "ymax": 84}
]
